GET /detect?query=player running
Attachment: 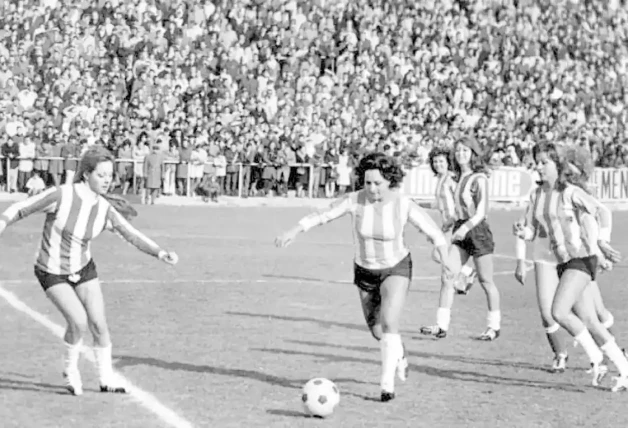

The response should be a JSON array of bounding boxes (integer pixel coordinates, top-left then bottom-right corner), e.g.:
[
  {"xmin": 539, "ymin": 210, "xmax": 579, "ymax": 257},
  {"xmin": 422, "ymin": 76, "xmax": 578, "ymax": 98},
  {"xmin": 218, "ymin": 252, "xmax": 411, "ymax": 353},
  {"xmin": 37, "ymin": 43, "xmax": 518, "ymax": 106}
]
[{"xmin": 275, "ymin": 152, "xmax": 453, "ymax": 402}]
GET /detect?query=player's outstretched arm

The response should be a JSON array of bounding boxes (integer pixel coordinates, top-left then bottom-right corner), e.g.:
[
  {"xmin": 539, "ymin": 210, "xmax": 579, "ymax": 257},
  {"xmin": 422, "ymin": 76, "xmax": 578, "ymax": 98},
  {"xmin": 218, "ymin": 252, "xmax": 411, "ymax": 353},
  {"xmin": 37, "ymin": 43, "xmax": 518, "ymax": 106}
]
[
  {"xmin": 106, "ymin": 207, "xmax": 178, "ymax": 265},
  {"xmin": 275, "ymin": 194, "xmax": 354, "ymax": 248},
  {"xmin": 0, "ymin": 187, "xmax": 60, "ymax": 235}
]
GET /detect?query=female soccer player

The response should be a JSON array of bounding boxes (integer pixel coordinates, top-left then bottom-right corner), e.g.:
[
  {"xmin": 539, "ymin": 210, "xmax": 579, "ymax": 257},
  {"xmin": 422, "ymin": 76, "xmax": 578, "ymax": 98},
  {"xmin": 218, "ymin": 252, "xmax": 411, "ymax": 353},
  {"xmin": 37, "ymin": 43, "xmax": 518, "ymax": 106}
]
[
  {"xmin": 275, "ymin": 152, "xmax": 453, "ymax": 402},
  {"xmin": 421, "ymin": 137, "xmax": 501, "ymax": 340},
  {"xmin": 513, "ymin": 143, "xmax": 628, "ymax": 391},
  {"xmin": 428, "ymin": 146, "xmax": 476, "ymax": 294},
  {"xmin": 514, "ymin": 144, "xmax": 617, "ymax": 375},
  {"xmin": 0, "ymin": 146, "xmax": 179, "ymax": 396}
]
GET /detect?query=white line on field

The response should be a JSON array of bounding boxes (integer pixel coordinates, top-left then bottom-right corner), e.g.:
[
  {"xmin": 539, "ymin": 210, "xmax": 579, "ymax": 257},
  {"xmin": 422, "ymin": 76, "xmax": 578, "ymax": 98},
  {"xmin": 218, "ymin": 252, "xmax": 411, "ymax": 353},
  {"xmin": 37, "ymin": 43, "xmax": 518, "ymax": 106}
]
[
  {"xmin": 1, "ymin": 269, "xmax": 519, "ymax": 287},
  {"xmin": 0, "ymin": 284, "xmax": 195, "ymax": 428}
]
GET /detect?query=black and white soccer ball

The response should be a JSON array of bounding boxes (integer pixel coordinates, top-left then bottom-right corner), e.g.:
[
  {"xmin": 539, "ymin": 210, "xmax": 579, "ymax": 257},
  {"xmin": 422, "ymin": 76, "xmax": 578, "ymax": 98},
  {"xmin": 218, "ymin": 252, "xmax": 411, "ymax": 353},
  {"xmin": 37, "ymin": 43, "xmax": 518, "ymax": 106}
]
[{"xmin": 301, "ymin": 378, "xmax": 340, "ymax": 418}]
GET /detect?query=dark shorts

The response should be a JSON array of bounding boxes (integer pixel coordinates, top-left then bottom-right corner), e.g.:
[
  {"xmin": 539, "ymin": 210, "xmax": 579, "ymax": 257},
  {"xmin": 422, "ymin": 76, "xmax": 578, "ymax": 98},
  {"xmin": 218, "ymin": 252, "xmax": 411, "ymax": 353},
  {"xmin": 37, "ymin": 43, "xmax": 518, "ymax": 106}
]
[
  {"xmin": 34, "ymin": 259, "xmax": 98, "ymax": 291},
  {"xmin": 556, "ymin": 255, "xmax": 597, "ymax": 281},
  {"xmin": 453, "ymin": 219, "xmax": 495, "ymax": 258},
  {"xmin": 353, "ymin": 253, "xmax": 412, "ymax": 293}
]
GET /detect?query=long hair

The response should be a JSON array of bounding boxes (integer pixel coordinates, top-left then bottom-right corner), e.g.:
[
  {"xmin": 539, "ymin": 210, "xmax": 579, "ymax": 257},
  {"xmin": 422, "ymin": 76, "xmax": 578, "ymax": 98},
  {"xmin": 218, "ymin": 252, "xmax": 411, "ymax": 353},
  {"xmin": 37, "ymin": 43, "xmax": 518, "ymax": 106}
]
[
  {"xmin": 428, "ymin": 146, "xmax": 452, "ymax": 176},
  {"xmin": 355, "ymin": 152, "xmax": 405, "ymax": 190},
  {"xmin": 74, "ymin": 146, "xmax": 138, "ymax": 220},
  {"xmin": 558, "ymin": 145, "xmax": 594, "ymax": 193},
  {"xmin": 452, "ymin": 139, "xmax": 489, "ymax": 179}
]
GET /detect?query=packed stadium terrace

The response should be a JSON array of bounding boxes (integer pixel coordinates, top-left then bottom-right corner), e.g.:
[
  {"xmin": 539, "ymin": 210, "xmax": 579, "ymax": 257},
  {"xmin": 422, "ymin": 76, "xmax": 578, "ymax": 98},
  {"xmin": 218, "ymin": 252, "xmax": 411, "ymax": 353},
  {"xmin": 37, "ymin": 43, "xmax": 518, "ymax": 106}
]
[{"xmin": 0, "ymin": 0, "xmax": 627, "ymax": 197}]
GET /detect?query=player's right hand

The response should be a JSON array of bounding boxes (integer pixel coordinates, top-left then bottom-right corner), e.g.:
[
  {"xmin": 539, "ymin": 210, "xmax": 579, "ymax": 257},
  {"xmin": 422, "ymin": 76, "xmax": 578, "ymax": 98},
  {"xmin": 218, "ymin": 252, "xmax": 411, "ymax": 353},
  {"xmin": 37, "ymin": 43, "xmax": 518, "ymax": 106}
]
[
  {"xmin": 512, "ymin": 221, "xmax": 526, "ymax": 239},
  {"xmin": 514, "ymin": 260, "xmax": 526, "ymax": 285},
  {"xmin": 275, "ymin": 229, "xmax": 298, "ymax": 248}
]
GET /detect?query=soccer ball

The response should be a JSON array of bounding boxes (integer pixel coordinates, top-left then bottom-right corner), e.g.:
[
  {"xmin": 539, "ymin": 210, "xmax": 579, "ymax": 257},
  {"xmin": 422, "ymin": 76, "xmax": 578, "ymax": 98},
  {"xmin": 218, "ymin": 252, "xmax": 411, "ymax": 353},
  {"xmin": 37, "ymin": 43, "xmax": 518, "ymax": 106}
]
[{"xmin": 301, "ymin": 378, "xmax": 340, "ymax": 418}]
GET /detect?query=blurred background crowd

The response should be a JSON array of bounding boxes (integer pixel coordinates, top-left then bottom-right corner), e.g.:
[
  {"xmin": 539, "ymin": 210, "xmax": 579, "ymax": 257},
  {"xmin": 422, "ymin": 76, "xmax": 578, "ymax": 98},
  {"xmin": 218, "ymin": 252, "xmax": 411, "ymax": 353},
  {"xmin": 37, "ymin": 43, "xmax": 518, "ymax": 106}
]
[{"xmin": 1, "ymin": 0, "xmax": 628, "ymax": 199}]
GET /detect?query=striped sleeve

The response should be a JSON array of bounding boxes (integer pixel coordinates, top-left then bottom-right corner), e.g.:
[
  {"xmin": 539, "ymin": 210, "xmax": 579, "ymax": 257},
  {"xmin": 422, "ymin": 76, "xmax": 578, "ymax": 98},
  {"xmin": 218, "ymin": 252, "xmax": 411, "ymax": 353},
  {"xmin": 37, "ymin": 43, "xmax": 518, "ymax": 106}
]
[
  {"xmin": 298, "ymin": 194, "xmax": 355, "ymax": 232},
  {"xmin": 407, "ymin": 199, "xmax": 447, "ymax": 247},
  {"xmin": 106, "ymin": 206, "xmax": 162, "ymax": 258},
  {"xmin": 521, "ymin": 188, "xmax": 538, "ymax": 241},
  {"xmin": 459, "ymin": 174, "xmax": 488, "ymax": 237},
  {"xmin": 0, "ymin": 187, "xmax": 60, "ymax": 226},
  {"xmin": 570, "ymin": 187, "xmax": 612, "ymax": 242},
  {"xmin": 580, "ymin": 213, "xmax": 603, "ymax": 257}
]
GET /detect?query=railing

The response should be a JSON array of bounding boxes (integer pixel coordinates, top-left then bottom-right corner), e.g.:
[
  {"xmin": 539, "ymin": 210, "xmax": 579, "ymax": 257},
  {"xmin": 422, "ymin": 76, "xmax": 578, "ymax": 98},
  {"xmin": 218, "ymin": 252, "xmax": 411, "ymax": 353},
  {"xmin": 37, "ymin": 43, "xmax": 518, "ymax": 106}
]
[{"xmin": 0, "ymin": 155, "xmax": 342, "ymax": 199}]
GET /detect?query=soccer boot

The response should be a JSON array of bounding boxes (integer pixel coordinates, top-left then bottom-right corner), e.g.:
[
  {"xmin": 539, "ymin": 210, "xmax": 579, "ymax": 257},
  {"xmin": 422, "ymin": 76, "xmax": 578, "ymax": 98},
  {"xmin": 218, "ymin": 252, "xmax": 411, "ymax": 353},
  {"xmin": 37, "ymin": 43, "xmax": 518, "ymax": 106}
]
[
  {"xmin": 478, "ymin": 327, "xmax": 500, "ymax": 341},
  {"xmin": 100, "ymin": 373, "xmax": 128, "ymax": 394},
  {"xmin": 380, "ymin": 390, "xmax": 395, "ymax": 402},
  {"xmin": 551, "ymin": 353, "xmax": 568, "ymax": 373},
  {"xmin": 63, "ymin": 369, "xmax": 83, "ymax": 396},
  {"xmin": 611, "ymin": 376, "xmax": 628, "ymax": 392},
  {"xmin": 420, "ymin": 325, "xmax": 447, "ymax": 339},
  {"xmin": 588, "ymin": 362, "xmax": 609, "ymax": 387}
]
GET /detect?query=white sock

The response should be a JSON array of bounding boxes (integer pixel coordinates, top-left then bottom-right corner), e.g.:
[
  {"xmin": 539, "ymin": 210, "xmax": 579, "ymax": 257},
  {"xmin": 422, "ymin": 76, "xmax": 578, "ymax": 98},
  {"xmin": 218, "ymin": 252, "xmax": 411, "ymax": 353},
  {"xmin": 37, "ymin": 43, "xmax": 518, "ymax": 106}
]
[
  {"xmin": 602, "ymin": 314, "xmax": 615, "ymax": 330},
  {"xmin": 94, "ymin": 344, "xmax": 114, "ymax": 384},
  {"xmin": 64, "ymin": 340, "xmax": 82, "ymax": 373},
  {"xmin": 601, "ymin": 339, "xmax": 628, "ymax": 377},
  {"xmin": 380, "ymin": 333, "xmax": 403, "ymax": 392},
  {"xmin": 575, "ymin": 330, "xmax": 604, "ymax": 365},
  {"xmin": 460, "ymin": 265, "xmax": 473, "ymax": 277},
  {"xmin": 487, "ymin": 310, "xmax": 501, "ymax": 330},
  {"xmin": 436, "ymin": 308, "xmax": 451, "ymax": 331}
]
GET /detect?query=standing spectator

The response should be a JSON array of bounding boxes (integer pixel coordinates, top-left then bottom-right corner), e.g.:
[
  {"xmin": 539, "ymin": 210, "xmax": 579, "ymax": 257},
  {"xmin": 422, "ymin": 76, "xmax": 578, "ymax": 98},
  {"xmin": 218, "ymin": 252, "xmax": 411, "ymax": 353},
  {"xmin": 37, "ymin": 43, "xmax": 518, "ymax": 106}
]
[
  {"xmin": 1, "ymin": 137, "xmax": 19, "ymax": 193},
  {"xmin": 18, "ymin": 135, "xmax": 36, "ymax": 192},
  {"xmin": 143, "ymin": 144, "xmax": 164, "ymax": 205}
]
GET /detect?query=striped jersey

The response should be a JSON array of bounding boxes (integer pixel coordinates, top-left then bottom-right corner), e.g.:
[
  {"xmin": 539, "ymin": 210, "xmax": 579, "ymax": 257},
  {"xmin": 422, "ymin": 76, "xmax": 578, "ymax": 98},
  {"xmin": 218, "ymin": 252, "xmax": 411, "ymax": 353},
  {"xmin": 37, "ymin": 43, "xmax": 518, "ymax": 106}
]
[
  {"xmin": 433, "ymin": 172, "xmax": 456, "ymax": 224},
  {"xmin": 0, "ymin": 184, "xmax": 162, "ymax": 275},
  {"xmin": 298, "ymin": 191, "xmax": 447, "ymax": 270},
  {"xmin": 453, "ymin": 171, "xmax": 489, "ymax": 235},
  {"xmin": 519, "ymin": 183, "xmax": 612, "ymax": 264}
]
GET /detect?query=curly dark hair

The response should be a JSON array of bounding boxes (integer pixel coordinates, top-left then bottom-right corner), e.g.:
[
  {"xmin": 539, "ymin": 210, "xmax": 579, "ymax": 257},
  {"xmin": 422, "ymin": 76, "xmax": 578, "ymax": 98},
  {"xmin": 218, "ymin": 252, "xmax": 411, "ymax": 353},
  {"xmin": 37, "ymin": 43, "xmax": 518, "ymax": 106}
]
[
  {"xmin": 355, "ymin": 152, "xmax": 405, "ymax": 190},
  {"xmin": 428, "ymin": 146, "xmax": 452, "ymax": 176}
]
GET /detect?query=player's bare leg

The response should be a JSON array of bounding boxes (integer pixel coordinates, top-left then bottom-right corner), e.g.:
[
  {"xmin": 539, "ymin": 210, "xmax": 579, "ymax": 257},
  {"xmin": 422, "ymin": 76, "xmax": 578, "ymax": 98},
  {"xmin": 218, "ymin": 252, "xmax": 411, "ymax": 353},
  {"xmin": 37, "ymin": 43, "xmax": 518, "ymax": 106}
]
[
  {"xmin": 420, "ymin": 245, "xmax": 462, "ymax": 338},
  {"xmin": 76, "ymin": 279, "xmax": 127, "ymax": 393},
  {"xmin": 46, "ymin": 284, "xmax": 88, "ymax": 396},
  {"xmin": 378, "ymin": 276, "xmax": 410, "ymax": 402},
  {"xmin": 535, "ymin": 262, "xmax": 568, "ymax": 372}
]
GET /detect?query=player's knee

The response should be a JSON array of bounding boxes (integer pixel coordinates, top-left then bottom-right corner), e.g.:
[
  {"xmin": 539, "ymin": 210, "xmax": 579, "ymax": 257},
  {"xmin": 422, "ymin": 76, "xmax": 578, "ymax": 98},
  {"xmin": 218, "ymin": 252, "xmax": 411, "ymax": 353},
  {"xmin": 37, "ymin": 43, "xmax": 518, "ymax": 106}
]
[
  {"xmin": 68, "ymin": 316, "xmax": 89, "ymax": 337},
  {"xmin": 551, "ymin": 304, "xmax": 569, "ymax": 325},
  {"xmin": 539, "ymin": 310, "xmax": 555, "ymax": 327},
  {"xmin": 87, "ymin": 317, "xmax": 109, "ymax": 340}
]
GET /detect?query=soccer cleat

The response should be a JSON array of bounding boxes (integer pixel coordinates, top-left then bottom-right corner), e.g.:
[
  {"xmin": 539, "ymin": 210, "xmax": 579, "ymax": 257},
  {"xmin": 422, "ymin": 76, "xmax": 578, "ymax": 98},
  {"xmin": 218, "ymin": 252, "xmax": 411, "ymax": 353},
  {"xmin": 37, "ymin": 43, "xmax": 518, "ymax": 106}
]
[
  {"xmin": 380, "ymin": 390, "xmax": 395, "ymax": 402},
  {"xmin": 478, "ymin": 328, "xmax": 500, "ymax": 341},
  {"xmin": 63, "ymin": 370, "xmax": 83, "ymax": 396},
  {"xmin": 100, "ymin": 374, "xmax": 128, "ymax": 394},
  {"xmin": 611, "ymin": 376, "xmax": 628, "ymax": 392},
  {"xmin": 551, "ymin": 353, "xmax": 568, "ymax": 373},
  {"xmin": 588, "ymin": 363, "xmax": 609, "ymax": 387},
  {"xmin": 420, "ymin": 325, "xmax": 447, "ymax": 338},
  {"xmin": 396, "ymin": 356, "xmax": 409, "ymax": 382}
]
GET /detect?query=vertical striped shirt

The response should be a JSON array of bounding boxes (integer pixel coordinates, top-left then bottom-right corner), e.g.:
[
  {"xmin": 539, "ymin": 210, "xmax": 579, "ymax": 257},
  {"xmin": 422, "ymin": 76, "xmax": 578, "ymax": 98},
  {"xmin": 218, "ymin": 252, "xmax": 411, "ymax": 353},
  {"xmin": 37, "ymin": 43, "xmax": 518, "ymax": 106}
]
[
  {"xmin": 434, "ymin": 172, "xmax": 456, "ymax": 224},
  {"xmin": 453, "ymin": 171, "xmax": 489, "ymax": 237},
  {"xmin": 297, "ymin": 191, "xmax": 447, "ymax": 270},
  {"xmin": 518, "ymin": 183, "xmax": 612, "ymax": 264},
  {"xmin": 0, "ymin": 184, "xmax": 162, "ymax": 275}
]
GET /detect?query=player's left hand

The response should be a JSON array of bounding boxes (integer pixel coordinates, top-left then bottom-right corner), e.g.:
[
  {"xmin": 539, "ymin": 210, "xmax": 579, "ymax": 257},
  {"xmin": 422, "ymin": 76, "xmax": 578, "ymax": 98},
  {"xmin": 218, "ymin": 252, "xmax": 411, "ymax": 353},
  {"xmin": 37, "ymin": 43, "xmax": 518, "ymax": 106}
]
[
  {"xmin": 275, "ymin": 229, "xmax": 298, "ymax": 248},
  {"xmin": 451, "ymin": 229, "xmax": 466, "ymax": 243},
  {"xmin": 159, "ymin": 250, "xmax": 179, "ymax": 265},
  {"xmin": 598, "ymin": 240, "xmax": 621, "ymax": 264}
]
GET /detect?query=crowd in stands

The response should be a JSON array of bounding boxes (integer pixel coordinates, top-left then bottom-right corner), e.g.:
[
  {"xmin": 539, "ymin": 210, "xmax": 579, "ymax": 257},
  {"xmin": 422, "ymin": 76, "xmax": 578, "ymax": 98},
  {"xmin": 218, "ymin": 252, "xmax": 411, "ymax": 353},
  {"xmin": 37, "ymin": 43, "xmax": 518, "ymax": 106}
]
[{"xmin": 1, "ymin": 0, "xmax": 628, "ymax": 199}]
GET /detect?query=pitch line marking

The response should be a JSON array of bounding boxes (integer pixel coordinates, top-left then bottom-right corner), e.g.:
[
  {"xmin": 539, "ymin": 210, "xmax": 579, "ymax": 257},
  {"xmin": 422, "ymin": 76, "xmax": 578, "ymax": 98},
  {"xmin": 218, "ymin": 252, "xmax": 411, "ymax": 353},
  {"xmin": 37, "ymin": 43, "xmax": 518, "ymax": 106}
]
[{"xmin": 0, "ymin": 284, "xmax": 195, "ymax": 428}]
